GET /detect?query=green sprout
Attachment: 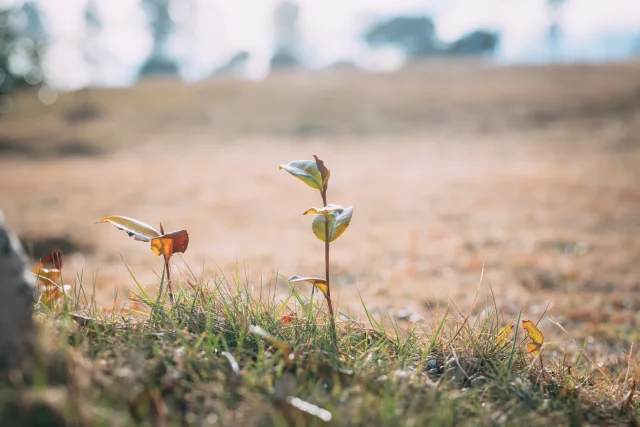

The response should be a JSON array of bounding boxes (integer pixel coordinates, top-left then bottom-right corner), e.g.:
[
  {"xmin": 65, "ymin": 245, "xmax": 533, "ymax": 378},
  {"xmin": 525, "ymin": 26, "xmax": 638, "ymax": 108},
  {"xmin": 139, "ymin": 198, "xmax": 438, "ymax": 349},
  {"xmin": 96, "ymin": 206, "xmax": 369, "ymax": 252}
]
[{"xmin": 279, "ymin": 155, "xmax": 354, "ymax": 347}]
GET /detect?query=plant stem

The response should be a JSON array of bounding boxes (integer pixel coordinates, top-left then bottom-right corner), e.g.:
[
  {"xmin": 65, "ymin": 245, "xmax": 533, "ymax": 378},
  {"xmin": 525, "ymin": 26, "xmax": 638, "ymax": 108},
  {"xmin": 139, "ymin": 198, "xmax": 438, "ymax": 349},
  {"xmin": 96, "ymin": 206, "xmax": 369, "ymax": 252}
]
[
  {"xmin": 320, "ymin": 191, "xmax": 330, "ymax": 303},
  {"xmin": 321, "ymin": 189, "xmax": 338, "ymax": 350},
  {"xmin": 163, "ymin": 254, "xmax": 174, "ymax": 303}
]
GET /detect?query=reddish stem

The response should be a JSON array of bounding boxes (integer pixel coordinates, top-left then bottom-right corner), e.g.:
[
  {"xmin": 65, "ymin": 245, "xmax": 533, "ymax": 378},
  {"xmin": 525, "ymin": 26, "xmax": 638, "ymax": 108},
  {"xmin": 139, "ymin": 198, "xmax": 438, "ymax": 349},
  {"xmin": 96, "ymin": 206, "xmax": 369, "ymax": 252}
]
[
  {"xmin": 163, "ymin": 254, "xmax": 174, "ymax": 303},
  {"xmin": 321, "ymin": 189, "xmax": 337, "ymax": 349}
]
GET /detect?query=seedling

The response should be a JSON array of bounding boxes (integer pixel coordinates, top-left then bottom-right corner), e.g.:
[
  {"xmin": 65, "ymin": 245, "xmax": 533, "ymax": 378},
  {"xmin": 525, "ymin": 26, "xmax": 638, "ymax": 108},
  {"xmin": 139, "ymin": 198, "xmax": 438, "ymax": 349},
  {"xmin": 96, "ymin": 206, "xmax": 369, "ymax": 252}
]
[
  {"xmin": 279, "ymin": 155, "xmax": 354, "ymax": 345},
  {"xmin": 96, "ymin": 215, "xmax": 189, "ymax": 302},
  {"xmin": 33, "ymin": 250, "xmax": 71, "ymax": 305}
]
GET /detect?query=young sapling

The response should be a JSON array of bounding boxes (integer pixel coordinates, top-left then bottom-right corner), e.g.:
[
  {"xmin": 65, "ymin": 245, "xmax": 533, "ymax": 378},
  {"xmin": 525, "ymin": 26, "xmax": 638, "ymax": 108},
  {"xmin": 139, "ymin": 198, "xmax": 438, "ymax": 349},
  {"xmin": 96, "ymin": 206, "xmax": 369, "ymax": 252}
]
[
  {"xmin": 96, "ymin": 215, "xmax": 189, "ymax": 303},
  {"xmin": 279, "ymin": 155, "xmax": 353, "ymax": 346}
]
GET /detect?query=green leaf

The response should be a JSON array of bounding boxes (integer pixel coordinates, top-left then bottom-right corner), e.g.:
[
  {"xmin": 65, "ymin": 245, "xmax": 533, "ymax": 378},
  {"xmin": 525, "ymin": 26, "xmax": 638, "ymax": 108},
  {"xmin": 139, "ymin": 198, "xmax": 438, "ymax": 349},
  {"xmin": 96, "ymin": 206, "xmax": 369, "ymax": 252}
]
[
  {"xmin": 279, "ymin": 160, "xmax": 323, "ymax": 190},
  {"xmin": 287, "ymin": 275, "xmax": 329, "ymax": 298},
  {"xmin": 97, "ymin": 215, "xmax": 160, "ymax": 241},
  {"xmin": 311, "ymin": 206, "xmax": 353, "ymax": 243}
]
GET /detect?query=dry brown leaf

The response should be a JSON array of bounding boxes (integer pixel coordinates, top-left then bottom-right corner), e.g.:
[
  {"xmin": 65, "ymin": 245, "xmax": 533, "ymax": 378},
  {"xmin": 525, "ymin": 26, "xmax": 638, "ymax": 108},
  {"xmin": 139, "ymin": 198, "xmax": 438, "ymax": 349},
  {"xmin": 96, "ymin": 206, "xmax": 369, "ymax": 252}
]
[
  {"xmin": 313, "ymin": 154, "xmax": 330, "ymax": 190},
  {"xmin": 33, "ymin": 265, "xmax": 61, "ymax": 284},
  {"xmin": 40, "ymin": 283, "xmax": 71, "ymax": 304},
  {"xmin": 150, "ymin": 230, "xmax": 189, "ymax": 259},
  {"xmin": 40, "ymin": 250, "xmax": 63, "ymax": 269}
]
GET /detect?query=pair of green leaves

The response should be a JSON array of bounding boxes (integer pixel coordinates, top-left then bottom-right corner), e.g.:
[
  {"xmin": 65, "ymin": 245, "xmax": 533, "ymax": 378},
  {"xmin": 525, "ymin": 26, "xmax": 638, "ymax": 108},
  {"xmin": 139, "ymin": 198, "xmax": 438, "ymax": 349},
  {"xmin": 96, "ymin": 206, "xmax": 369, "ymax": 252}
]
[{"xmin": 280, "ymin": 156, "xmax": 353, "ymax": 243}]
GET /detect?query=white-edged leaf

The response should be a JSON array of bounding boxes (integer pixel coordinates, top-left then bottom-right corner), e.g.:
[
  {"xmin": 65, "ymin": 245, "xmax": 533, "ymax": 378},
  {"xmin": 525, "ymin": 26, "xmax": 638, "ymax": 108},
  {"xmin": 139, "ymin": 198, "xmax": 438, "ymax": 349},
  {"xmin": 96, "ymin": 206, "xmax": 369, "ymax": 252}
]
[
  {"xmin": 97, "ymin": 215, "xmax": 160, "ymax": 242},
  {"xmin": 287, "ymin": 275, "xmax": 329, "ymax": 297},
  {"xmin": 302, "ymin": 204, "xmax": 344, "ymax": 216}
]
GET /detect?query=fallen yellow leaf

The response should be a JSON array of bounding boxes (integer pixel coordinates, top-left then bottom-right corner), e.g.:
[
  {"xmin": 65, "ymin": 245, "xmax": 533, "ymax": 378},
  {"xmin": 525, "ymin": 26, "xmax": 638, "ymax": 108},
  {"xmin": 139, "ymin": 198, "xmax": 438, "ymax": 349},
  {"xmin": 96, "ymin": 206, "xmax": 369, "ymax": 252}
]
[
  {"xmin": 522, "ymin": 320, "xmax": 544, "ymax": 356},
  {"xmin": 496, "ymin": 324, "xmax": 514, "ymax": 345}
]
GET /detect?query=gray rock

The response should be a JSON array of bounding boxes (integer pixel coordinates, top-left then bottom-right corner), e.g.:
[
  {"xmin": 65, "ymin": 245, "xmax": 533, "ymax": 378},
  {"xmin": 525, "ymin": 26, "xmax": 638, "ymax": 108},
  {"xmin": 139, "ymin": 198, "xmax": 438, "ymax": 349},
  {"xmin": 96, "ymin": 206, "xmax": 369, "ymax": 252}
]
[
  {"xmin": 0, "ymin": 211, "xmax": 37, "ymax": 369},
  {"xmin": 445, "ymin": 357, "xmax": 467, "ymax": 388},
  {"xmin": 445, "ymin": 357, "xmax": 460, "ymax": 369},
  {"xmin": 425, "ymin": 359, "xmax": 438, "ymax": 371}
]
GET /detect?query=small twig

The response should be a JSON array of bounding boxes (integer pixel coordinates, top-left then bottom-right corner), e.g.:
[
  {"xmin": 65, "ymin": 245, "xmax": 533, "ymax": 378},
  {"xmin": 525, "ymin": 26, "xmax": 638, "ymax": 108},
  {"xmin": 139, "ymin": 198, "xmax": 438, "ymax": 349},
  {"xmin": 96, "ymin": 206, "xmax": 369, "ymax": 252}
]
[
  {"xmin": 158, "ymin": 223, "xmax": 174, "ymax": 303},
  {"xmin": 163, "ymin": 254, "xmax": 174, "ymax": 303},
  {"xmin": 622, "ymin": 379, "xmax": 636, "ymax": 414}
]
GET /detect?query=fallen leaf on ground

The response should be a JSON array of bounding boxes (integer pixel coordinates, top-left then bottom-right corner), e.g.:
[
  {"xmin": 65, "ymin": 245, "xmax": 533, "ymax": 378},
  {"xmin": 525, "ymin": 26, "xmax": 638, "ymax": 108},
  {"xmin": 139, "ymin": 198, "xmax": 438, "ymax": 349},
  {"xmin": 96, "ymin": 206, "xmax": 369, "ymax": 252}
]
[{"xmin": 522, "ymin": 320, "xmax": 544, "ymax": 356}]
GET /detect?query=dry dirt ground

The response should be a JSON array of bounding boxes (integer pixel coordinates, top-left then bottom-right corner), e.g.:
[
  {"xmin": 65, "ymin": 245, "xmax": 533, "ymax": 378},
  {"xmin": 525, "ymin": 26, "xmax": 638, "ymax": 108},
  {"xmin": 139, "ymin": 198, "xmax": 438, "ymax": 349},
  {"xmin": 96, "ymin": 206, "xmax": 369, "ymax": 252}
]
[{"xmin": 1, "ymin": 60, "xmax": 639, "ymax": 346}]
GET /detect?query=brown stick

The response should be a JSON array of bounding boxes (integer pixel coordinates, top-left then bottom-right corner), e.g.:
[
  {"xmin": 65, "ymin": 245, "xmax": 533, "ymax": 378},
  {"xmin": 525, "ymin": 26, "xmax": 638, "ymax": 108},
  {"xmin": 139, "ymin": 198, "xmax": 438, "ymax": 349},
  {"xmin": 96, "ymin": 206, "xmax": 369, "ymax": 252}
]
[{"xmin": 163, "ymin": 254, "xmax": 174, "ymax": 303}]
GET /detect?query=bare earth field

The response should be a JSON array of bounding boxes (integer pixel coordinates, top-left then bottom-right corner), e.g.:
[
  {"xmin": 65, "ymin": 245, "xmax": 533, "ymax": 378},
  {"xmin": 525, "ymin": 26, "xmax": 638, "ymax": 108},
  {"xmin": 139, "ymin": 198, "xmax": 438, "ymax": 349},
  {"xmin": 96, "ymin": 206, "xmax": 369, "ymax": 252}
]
[{"xmin": 1, "ymin": 60, "xmax": 639, "ymax": 347}]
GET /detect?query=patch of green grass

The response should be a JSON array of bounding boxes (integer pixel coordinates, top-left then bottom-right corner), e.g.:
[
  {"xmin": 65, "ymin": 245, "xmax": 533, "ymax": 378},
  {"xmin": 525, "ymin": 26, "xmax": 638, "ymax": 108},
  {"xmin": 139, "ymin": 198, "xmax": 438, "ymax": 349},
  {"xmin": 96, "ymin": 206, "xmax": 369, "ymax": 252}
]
[{"xmin": 1, "ymin": 271, "xmax": 638, "ymax": 426}]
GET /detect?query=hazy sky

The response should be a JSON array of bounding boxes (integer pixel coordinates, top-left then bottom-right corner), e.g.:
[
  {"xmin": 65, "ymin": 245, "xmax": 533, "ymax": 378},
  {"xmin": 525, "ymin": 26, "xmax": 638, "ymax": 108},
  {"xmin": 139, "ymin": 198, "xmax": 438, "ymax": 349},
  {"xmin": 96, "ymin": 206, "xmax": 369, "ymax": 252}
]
[{"xmin": 3, "ymin": 0, "xmax": 639, "ymax": 89}]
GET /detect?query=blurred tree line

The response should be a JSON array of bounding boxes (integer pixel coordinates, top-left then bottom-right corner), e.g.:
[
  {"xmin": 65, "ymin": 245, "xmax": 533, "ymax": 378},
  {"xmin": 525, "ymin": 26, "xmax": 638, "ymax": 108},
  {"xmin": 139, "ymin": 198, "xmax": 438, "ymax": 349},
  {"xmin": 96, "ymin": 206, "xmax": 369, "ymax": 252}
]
[
  {"xmin": 0, "ymin": 2, "xmax": 46, "ymax": 95},
  {"xmin": 0, "ymin": 0, "xmax": 511, "ymax": 98},
  {"xmin": 4, "ymin": 0, "xmax": 617, "ymax": 98},
  {"xmin": 0, "ymin": 0, "xmax": 175, "ymax": 95}
]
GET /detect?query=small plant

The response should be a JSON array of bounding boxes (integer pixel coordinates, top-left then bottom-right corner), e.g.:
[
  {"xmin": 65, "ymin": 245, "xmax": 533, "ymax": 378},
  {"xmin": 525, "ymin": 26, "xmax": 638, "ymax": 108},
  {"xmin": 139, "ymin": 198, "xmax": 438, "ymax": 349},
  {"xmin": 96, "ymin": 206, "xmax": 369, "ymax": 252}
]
[
  {"xmin": 96, "ymin": 215, "xmax": 189, "ymax": 302},
  {"xmin": 279, "ymin": 155, "xmax": 353, "ymax": 345},
  {"xmin": 33, "ymin": 250, "xmax": 71, "ymax": 306}
]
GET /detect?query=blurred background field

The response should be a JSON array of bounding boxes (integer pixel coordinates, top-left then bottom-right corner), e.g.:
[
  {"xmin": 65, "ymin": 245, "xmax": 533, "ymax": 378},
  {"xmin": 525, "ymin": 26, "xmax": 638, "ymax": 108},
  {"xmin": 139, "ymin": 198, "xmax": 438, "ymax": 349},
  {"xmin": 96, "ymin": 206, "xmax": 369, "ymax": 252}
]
[{"xmin": 1, "ymin": 0, "xmax": 639, "ymax": 348}]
